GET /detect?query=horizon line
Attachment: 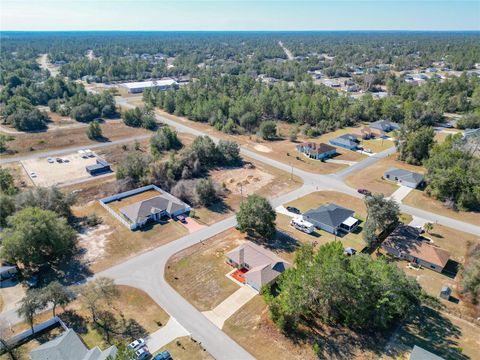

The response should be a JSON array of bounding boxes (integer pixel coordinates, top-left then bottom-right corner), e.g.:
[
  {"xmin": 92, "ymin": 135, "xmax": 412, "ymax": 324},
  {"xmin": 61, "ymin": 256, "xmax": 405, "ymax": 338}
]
[{"xmin": 2, "ymin": 29, "xmax": 480, "ymax": 33}]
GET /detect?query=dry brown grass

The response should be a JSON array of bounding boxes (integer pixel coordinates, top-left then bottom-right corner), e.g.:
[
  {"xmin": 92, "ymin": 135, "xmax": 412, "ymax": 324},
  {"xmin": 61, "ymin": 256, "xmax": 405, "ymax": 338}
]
[
  {"xmin": 345, "ymin": 154, "xmax": 426, "ymax": 196},
  {"xmin": 157, "ymin": 336, "xmax": 213, "ymax": 360},
  {"xmin": 403, "ymin": 190, "xmax": 480, "ymax": 226}
]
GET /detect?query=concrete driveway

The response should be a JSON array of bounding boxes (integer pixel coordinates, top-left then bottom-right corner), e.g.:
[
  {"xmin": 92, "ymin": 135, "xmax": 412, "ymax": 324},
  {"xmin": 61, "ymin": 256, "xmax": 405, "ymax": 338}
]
[
  {"xmin": 275, "ymin": 205, "xmax": 302, "ymax": 218},
  {"xmin": 146, "ymin": 317, "xmax": 189, "ymax": 353},
  {"xmin": 389, "ymin": 185, "xmax": 413, "ymax": 203},
  {"xmin": 202, "ymin": 286, "xmax": 258, "ymax": 329},
  {"xmin": 180, "ymin": 217, "xmax": 207, "ymax": 233}
]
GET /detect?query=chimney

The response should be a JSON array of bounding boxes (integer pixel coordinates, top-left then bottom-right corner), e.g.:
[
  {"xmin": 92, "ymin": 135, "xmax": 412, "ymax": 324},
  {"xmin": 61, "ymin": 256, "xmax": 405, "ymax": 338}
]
[{"xmin": 239, "ymin": 247, "xmax": 245, "ymax": 267}]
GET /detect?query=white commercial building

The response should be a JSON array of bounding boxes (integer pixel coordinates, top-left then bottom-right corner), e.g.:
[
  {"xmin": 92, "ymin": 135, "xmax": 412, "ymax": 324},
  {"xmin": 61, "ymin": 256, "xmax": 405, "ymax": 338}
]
[{"xmin": 120, "ymin": 79, "xmax": 178, "ymax": 94}]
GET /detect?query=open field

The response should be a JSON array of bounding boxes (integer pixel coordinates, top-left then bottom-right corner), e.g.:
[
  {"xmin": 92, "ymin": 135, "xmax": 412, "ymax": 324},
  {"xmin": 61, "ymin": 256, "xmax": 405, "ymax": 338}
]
[
  {"xmin": 345, "ymin": 154, "xmax": 425, "ymax": 196},
  {"xmin": 157, "ymin": 336, "xmax": 213, "ymax": 360},
  {"xmin": 0, "ymin": 286, "xmax": 169, "ymax": 360},
  {"xmin": 1, "ymin": 121, "xmax": 150, "ymax": 157},
  {"xmin": 74, "ymin": 201, "xmax": 189, "ymax": 272},
  {"xmin": 20, "ymin": 152, "xmax": 103, "ymax": 187},
  {"xmin": 155, "ymin": 108, "xmax": 381, "ymax": 174},
  {"xmin": 403, "ymin": 190, "xmax": 480, "ymax": 226}
]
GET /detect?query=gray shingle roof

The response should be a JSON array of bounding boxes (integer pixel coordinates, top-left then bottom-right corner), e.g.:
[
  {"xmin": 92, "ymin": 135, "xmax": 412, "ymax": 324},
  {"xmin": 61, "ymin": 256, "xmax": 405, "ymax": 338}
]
[
  {"xmin": 384, "ymin": 167, "xmax": 424, "ymax": 185},
  {"xmin": 370, "ymin": 120, "xmax": 400, "ymax": 132},
  {"xmin": 330, "ymin": 134, "xmax": 358, "ymax": 148},
  {"xmin": 303, "ymin": 203, "xmax": 355, "ymax": 228},
  {"xmin": 410, "ymin": 345, "xmax": 445, "ymax": 360}
]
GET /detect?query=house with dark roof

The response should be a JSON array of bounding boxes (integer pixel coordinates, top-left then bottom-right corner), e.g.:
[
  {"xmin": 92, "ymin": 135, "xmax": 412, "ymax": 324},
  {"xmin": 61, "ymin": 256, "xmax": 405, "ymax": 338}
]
[
  {"xmin": 85, "ymin": 158, "xmax": 111, "ymax": 176},
  {"xmin": 384, "ymin": 167, "xmax": 424, "ymax": 188},
  {"xmin": 369, "ymin": 120, "xmax": 400, "ymax": 133},
  {"xmin": 382, "ymin": 224, "xmax": 451, "ymax": 273},
  {"xmin": 296, "ymin": 142, "xmax": 337, "ymax": 160},
  {"xmin": 329, "ymin": 134, "xmax": 359, "ymax": 150},
  {"xmin": 30, "ymin": 328, "xmax": 117, "ymax": 360},
  {"xmin": 226, "ymin": 242, "xmax": 290, "ymax": 291},
  {"xmin": 302, "ymin": 203, "xmax": 359, "ymax": 235}
]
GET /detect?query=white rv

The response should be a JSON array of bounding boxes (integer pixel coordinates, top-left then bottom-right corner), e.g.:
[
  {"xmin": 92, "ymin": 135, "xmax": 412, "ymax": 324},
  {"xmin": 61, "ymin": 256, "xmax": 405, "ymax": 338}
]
[{"xmin": 290, "ymin": 218, "xmax": 315, "ymax": 234}]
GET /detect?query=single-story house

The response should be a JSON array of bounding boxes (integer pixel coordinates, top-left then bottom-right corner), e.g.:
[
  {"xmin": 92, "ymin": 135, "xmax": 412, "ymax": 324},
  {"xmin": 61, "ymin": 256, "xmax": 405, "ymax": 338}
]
[
  {"xmin": 86, "ymin": 158, "xmax": 111, "ymax": 176},
  {"xmin": 30, "ymin": 328, "xmax": 117, "ymax": 360},
  {"xmin": 409, "ymin": 345, "xmax": 445, "ymax": 360},
  {"xmin": 0, "ymin": 265, "xmax": 17, "ymax": 280},
  {"xmin": 369, "ymin": 120, "xmax": 400, "ymax": 133},
  {"xmin": 329, "ymin": 134, "xmax": 359, "ymax": 150},
  {"xmin": 226, "ymin": 242, "xmax": 290, "ymax": 291},
  {"xmin": 296, "ymin": 142, "xmax": 337, "ymax": 160},
  {"xmin": 382, "ymin": 224, "xmax": 451, "ymax": 273},
  {"xmin": 351, "ymin": 126, "xmax": 385, "ymax": 139},
  {"xmin": 119, "ymin": 191, "xmax": 190, "ymax": 230},
  {"xmin": 302, "ymin": 203, "xmax": 359, "ymax": 235},
  {"xmin": 383, "ymin": 167, "xmax": 424, "ymax": 188}
]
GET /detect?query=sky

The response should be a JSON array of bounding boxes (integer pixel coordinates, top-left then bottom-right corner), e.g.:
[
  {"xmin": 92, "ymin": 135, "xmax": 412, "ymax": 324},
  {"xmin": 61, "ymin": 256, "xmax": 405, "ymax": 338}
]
[{"xmin": 1, "ymin": 0, "xmax": 479, "ymax": 31}]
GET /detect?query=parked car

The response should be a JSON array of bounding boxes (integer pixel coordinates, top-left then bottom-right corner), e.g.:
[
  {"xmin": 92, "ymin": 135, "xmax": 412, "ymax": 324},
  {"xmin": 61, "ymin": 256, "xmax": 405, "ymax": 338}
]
[
  {"xmin": 135, "ymin": 347, "xmax": 151, "ymax": 360},
  {"xmin": 127, "ymin": 338, "xmax": 146, "ymax": 351},
  {"xmin": 153, "ymin": 351, "xmax": 172, "ymax": 360},
  {"xmin": 286, "ymin": 206, "xmax": 301, "ymax": 215},
  {"xmin": 176, "ymin": 215, "xmax": 187, "ymax": 223},
  {"xmin": 47, "ymin": 157, "xmax": 54, "ymax": 163},
  {"xmin": 56, "ymin": 157, "xmax": 63, "ymax": 163},
  {"xmin": 357, "ymin": 189, "xmax": 371, "ymax": 196},
  {"xmin": 29, "ymin": 171, "xmax": 37, "ymax": 178},
  {"xmin": 26, "ymin": 275, "xmax": 39, "ymax": 288}
]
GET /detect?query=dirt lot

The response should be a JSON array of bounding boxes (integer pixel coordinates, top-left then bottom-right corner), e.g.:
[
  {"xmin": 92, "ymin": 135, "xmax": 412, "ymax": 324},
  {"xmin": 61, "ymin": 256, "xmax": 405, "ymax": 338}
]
[
  {"xmin": 20, "ymin": 152, "xmax": 104, "ymax": 187},
  {"xmin": 155, "ymin": 109, "xmax": 374, "ymax": 174},
  {"xmin": 1, "ymin": 121, "xmax": 150, "ymax": 157},
  {"xmin": 345, "ymin": 154, "xmax": 426, "ymax": 196},
  {"xmin": 403, "ymin": 190, "xmax": 480, "ymax": 226},
  {"xmin": 0, "ymin": 286, "xmax": 169, "ymax": 360},
  {"xmin": 74, "ymin": 201, "xmax": 189, "ymax": 272}
]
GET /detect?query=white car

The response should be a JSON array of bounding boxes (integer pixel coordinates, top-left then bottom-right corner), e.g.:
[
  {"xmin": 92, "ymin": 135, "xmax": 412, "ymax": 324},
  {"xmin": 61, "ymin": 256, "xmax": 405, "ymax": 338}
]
[
  {"xmin": 47, "ymin": 157, "xmax": 54, "ymax": 163},
  {"xmin": 135, "ymin": 347, "xmax": 151, "ymax": 360},
  {"xmin": 29, "ymin": 172, "xmax": 37, "ymax": 178},
  {"xmin": 127, "ymin": 338, "xmax": 145, "ymax": 351}
]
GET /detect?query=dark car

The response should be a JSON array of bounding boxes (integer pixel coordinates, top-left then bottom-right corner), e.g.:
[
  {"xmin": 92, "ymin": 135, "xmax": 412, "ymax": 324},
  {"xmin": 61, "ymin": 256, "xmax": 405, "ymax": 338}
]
[
  {"xmin": 26, "ymin": 275, "xmax": 39, "ymax": 288},
  {"xmin": 176, "ymin": 215, "xmax": 187, "ymax": 224},
  {"xmin": 286, "ymin": 206, "xmax": 301, "ymax": 215},
  {"xmin": 357, "ymin": 189, "xmax": 371, "ymax": 196},
  {"xmin": 153, "ymin": 351, "xmax": 172, "ymax": 360}
]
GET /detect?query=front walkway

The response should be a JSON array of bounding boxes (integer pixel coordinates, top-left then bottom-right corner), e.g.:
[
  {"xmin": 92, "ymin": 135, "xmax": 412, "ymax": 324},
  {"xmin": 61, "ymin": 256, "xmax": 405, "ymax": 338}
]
[
  {"xmin": 146, "ymin": 317, "xmax": 190, "ymax": 353},
  {"xmin": 325, "ymin": 159, "xmax": 358, "ymax": 165},
  {"xmin": 202, "ymin": 286, "xmax": 257, "ymax": 329},
  {"xmin": 389, "ymin": 185, "xmax": 413, "ymax": 203}
]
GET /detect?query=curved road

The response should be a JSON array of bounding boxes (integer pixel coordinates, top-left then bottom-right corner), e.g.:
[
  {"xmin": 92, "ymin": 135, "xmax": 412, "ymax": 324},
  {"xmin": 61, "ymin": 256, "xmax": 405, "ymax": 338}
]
[{"xmin": 2, "ymin": 97, "xmax": 479, "ymax": 359}]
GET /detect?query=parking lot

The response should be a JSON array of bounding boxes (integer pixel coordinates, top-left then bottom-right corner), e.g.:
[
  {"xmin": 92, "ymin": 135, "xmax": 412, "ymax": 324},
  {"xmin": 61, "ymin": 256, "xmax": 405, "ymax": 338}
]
[{"xmin": 21, "ymin": 151, "xmax": 101, "ymax": 187}]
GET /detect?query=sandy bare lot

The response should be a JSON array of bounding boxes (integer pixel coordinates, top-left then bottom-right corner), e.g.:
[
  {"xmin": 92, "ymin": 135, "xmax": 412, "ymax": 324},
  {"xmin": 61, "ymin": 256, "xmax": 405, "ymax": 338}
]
[
  {"xmin": 20, "ymin": 152, "xmax": 104, "ymax": 187},
  {"xmin": 210, "ymin": 166, "xmax": 274, "ymax": 196}
]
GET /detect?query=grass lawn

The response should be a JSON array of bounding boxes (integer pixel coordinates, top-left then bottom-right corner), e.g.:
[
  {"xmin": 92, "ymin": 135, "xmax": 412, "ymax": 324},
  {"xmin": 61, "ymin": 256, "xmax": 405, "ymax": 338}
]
[
  {"xmin": 74, "ymin": 201, "xmax": 189, "ymax": 273},
  {"xmin": 388, "ymin": 306, "xmax": 480, "ymax": 360},
  {"xmin": 403, "ymin": 190, "xmax": 480, "ymax": 226},
  {"xmin": 165, "ymin": 229, "xmax": 243, "ymax": 311},
  {"xmin": 1, "ymin": 286, "xmax": 169, "ymax": 360},
  {"xmin": 345, "ymin": 154, "xmax": 425, "ymax": 196},
  {"xmin": 156, "ymin": 336, "xmax": 213, "ymax": 360},
  {"xmin": 359, "ymin": 137, "xmax": 394, "ymax": 153}
]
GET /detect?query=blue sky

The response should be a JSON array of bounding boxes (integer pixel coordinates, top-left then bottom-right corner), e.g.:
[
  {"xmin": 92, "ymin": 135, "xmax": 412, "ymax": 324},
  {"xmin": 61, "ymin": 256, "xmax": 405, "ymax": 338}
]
[{"xmin": 1, "ymin": 0, "xmax": 479, "ymax": 31}]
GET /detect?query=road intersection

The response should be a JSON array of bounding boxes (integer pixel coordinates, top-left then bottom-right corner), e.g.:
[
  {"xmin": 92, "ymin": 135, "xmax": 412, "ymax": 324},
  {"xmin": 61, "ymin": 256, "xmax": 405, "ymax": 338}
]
[{"xmin": 2, "ymin": 99, "xmax": 479, "ymax": 359}]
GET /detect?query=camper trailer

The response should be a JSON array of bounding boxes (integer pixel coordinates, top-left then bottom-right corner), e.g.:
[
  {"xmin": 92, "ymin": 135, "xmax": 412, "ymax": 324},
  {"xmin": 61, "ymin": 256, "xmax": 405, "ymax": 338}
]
[{"xmin": 290, "ymin": 218, "xmax": 315, "ymax": 234}]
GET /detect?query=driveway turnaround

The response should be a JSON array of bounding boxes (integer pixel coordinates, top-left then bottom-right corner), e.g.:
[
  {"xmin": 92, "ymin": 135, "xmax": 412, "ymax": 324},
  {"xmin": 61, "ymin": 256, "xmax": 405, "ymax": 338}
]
[
  {"xmin": 275, "ymin": 205, "xmax": 302, "ymax": 218},
  {"xmin": 202, "ymin": 286, "xmax": 258, "ymax": 329},
  {"xmin": 146, "ymin": 317, "xmax": 189, "ymax": 353},
  {"xmin": 389, "ymin": 185, "xmax": 413, "ymax": 203},
  {"xmin": 180, "ymin": 217, "xmax": 207, "ymax": 233},
  {"xmin": 409, "ymin": 216, "xmax": 428, "ymax": 229}
]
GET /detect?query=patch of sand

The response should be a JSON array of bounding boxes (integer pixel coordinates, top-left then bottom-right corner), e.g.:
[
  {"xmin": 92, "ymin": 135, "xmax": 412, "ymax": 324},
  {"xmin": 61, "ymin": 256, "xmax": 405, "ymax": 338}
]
[
  {"xmin": 253, "ymin": 144, "xmax": 272, "ymax": 153},
  {"xmin": 210, "ymin": 167, "xmax": 274, "ymax": 196},
  {"xmin": 77, "ymin": 224, "xmax": 113, "ymax": 264}
]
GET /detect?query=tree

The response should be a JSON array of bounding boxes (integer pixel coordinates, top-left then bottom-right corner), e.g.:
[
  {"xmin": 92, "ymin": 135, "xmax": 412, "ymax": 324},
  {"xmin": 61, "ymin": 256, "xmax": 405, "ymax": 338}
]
[
  {"xmin": 150, "ymin": 127, "xmax": 181, "ymax": 157},
  {"xmin": 363, "ymin": 194, "xmax": 399, "ymax": 248},
  {"xmin": 1, "ymin": 207, "xmax": 76, "ymax": 269},
  {"xmin": 0, "ymin": 194, "xmax": 15, "ymax": 228},
  {"xmin": 0, "ymin": 134, "xmax": 10, "ymax": 153},
  {"xmin": 236, "ymin": 195, "xmax": 276, "ymax": 239},
  {"xmin": 289, "ymin": 127, "xmax": 298, "ymax": 142},
  {"xmin": 258, "ymin": 120, "xmax": 277, "ymax": 140},
  {"xmin": 0, "ymin": 168, "xmax": 17, "ymax": 195},
  {"xmin": 17, "ymin": 289, "xmax": 46, "ymax": 334},
  {"xmin": 6, "ymin": 108, "xmax": 49, "ymax": 131},
  {"xmin": 396, "ymin": 120, "xmax": 435, "ymax": 165},
  {"xmin": 116, "ymin": 152, "xmax": 151, "ymax": 188},
  {"xmin": 195, "ymin": 179, "xmax": 217, "ymax": 206},
  {"xmin": 86, "ymin": 120, "xmax": 103, "ymax": 140},
  {"xmin": 462, "ymin": 244, "xmax": 480, "ymax": 304},
  {"xmin": 423, "ymin": 222, "xmax": 433, "ymax": 234},
  {"xmin": 266, "ymin": 242, "xmax": 421, "ymax": 332},
  {"xmin": 41, "ymin": 281, "xmax": 71, "ymax": 317},
  {"xmin": 457, "ymin": 112, "xmax": 480, "ymax": 130},
  {"xmin": 217, "ymin": 140, "xmax": 241, "ymax": 165},
  {"xmin": 71, "ymin": 103, "xmax": 100, "ymax": 122}
]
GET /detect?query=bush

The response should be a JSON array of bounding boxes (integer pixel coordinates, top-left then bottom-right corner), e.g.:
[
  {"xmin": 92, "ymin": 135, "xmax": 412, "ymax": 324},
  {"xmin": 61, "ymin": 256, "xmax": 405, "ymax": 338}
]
[
  {"xmin": 258, "ymin": 120, "xmax": 277, "ymax": 140},
  {"xmin": 86, "ymin": 120, "xmax": 103, "ymax": 140},
  {"xmin": 71, "ymin": 103, "xmax": 100, "ymax": 122},
  {"xmin": 195, "ymin": 178, "xmax": 218, "ymax": 206}
]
